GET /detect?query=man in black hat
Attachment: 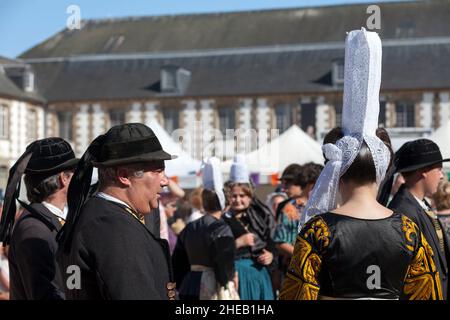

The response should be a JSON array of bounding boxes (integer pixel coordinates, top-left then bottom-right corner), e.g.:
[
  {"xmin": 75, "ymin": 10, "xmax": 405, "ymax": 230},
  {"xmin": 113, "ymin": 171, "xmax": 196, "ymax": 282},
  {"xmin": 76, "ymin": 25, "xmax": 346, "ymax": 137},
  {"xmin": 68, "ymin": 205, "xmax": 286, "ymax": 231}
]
[
  {"xmin": 57, "ymin": 123, "xmax": 177, "ymax": 300},
  {"xmin": 0, "ymin": 137, "xmax": 79, "ymax": 299},
  {"xmin": 389, "ymin": 138, "xmax": 450, "ymax": 299}
]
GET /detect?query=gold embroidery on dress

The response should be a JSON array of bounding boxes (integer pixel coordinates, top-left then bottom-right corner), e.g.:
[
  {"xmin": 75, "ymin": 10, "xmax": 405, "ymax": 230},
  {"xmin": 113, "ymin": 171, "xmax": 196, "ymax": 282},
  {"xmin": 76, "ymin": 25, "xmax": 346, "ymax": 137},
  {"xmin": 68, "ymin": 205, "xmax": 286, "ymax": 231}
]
[
  {"xmin": 402, "ymin": 215, "xmax": 418, "ymax": 252},
  {"xmin": 305, "ymin": 217, "xmax": 330, "ymax": 249},
  {"xmin": 280, "ymin": 217, "xmax": 330, "ymax": 300},
  {"xmin": 402, "ymin": 215, "xmax": 443, "ymax": 300}
]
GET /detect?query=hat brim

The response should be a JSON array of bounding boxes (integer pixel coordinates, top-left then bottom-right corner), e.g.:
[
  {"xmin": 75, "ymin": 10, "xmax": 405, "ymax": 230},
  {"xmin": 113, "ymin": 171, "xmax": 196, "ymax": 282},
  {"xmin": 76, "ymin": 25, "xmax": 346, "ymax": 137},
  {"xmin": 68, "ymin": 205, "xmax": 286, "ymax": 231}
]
[
  {"xmin": 25, "ymin": 157, "xmax": 80, "ymax": 175},
  {"xmin": 397, "ymin": 158, "xmax": 450, "ymax": 173},
  {"xmin": 92, "ymin": 150, "xmax": 177, "ymax": 167}
]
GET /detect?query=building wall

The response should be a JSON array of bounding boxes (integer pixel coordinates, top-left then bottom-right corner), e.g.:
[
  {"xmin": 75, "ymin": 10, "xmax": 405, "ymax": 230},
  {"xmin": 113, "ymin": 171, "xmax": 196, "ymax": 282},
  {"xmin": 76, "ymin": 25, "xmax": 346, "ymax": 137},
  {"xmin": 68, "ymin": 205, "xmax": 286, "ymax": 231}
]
[
  {"xmin": 43, "ymin": 88, "xmax": 450, "ymax": 162},
  {"xmin": 0, "ymin": 97, "xmax": 44, "ymax": 192}
]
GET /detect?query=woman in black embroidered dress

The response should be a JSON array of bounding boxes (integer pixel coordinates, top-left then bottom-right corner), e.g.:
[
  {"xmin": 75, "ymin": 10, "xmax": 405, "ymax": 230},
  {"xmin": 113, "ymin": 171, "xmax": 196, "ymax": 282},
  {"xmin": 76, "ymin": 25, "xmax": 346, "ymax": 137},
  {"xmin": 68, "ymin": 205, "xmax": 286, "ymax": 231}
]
[{"xmin": 280, "ymin": 128, "xmax": 443, "ymax": 300}]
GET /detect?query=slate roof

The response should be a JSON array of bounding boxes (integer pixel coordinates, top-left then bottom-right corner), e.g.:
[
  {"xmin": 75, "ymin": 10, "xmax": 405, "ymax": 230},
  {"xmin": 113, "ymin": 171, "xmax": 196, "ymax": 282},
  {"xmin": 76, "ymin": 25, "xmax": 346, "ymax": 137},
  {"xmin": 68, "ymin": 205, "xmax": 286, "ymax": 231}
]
[
  {"xmin": 0, "ymin": 57, "xmax": 45, "ymax": 103},
  {"xmin": 8, "ymin": 0, "xmax": 450, "ymax": 103},
  {"xmin": 19, "ymin": 1, "xmax": 450, "ymax": 59},
  {"xmin": 26, "ymin": 39, "xmax": 450, "ymax": 102}
]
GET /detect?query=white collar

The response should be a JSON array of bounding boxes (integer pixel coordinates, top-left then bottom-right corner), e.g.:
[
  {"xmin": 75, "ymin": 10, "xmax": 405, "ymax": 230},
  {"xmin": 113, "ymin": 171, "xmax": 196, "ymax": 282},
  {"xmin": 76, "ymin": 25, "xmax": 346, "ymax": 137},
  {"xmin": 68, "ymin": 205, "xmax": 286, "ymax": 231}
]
[
  {"xmin": 412, "ymin": 194, "xmax": 430, "ymax": 211},
  {"xmin": 42, "ymin": 201, "xmax": 67, "ymax": 220},
  {"xmin": 96, "ymin": 192, "xmax": 132, "ymax": 210}
]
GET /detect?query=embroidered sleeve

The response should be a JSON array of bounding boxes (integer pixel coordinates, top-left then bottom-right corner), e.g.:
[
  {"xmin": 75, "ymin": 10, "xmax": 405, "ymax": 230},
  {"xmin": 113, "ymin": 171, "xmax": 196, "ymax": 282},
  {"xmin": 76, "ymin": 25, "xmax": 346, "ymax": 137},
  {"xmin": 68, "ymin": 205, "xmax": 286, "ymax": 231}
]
[
  {"xmin": 401, "ymin": 215, "xmax": 444, "ymax": 300},
  {"xmin": 279, "ymin": 216, "xmax": 330, "ymax": 300}
]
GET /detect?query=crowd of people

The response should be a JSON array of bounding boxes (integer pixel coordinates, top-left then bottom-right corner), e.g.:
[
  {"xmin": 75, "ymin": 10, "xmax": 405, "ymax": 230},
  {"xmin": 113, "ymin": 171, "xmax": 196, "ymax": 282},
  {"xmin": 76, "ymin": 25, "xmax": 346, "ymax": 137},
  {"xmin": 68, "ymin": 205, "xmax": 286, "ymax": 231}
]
[{"xmin": 0, "ymin": 28, "xmax": 450, "ymax": 300}]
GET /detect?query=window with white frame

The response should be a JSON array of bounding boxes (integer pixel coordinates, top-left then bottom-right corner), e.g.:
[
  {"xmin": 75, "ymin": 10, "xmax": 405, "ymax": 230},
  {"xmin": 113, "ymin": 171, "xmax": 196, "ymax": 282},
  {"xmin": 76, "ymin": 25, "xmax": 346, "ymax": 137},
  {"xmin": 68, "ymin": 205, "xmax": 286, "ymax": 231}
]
[
  {"xmin": 57, "ymin": 111, "xmax": 73, "ymax": 141},
  {"xmin": 275, "ymin": 104, "xmax": 292, "ymax": 133},
  {"xmin": 218, "ymin": 107, "xmax": 235, "ymax": 135},
  {"xmin": 163, "ymin": 108, "xmax": 179, "ymax": 133},
  {"xmin": 0, "ymin": 105, "xmax": 8, "ymax": 139},
  {"xmin": 27, "ymin": 108, "xmax": 37, "ymax": 142},
  {"xmin": 24, "ymin": 70, "xmax": 35, "ymax": 92},
  {"xmin": 395, "ymin": 102, "xmax": 415, "ymax": 127},
  {"xmin": 109, "ymin": 109, "xmax": 126, "ymax": 128}
]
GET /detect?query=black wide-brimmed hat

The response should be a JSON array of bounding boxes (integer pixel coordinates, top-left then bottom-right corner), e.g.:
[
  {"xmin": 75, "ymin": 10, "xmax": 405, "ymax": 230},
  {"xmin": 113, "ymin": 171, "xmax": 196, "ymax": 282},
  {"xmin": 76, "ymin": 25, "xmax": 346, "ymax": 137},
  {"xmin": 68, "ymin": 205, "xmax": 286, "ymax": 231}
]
[
  {"xmin": 0, "ymin": 137, "xmax": 78, "ymax": 244},
  {"xmin": 91, "ymin": 123, "xmax": 176, "ymax": 167},
  {"xmin": 57, "ymin": 123, "xmax": 177, "ymax": 251},
  {"xmin": 396, "ymin": 139, "xmax": 450, "ymax": 173},
  {"xmin": 26, "ymin": 137, "xmax": 79, "ymax": 175}
]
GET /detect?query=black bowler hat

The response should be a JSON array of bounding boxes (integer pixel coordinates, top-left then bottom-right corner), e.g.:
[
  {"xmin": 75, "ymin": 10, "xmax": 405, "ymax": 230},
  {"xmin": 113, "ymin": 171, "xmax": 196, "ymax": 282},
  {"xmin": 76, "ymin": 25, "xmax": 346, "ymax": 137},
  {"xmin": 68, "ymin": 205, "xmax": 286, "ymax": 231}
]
[
  {"xmin": 0, "ymin": 137, "xmax": 78, "ymax": 244},
  {"xmin": 396, "ymin": 139, "xmax": 450, "ymax": 173},
  {"xmin": 26, "ymin": 137, "xmax": 79, "ymax": 175},
  {"xmin": 92, "ymin": 123, "xmax": 176, "ymax": 167}
]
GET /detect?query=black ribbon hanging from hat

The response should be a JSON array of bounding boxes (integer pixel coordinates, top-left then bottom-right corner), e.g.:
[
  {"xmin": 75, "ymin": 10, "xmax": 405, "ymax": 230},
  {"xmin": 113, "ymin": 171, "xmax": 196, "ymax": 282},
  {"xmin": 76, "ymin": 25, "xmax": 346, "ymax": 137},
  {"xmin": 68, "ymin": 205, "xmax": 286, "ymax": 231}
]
[
  {"xmin": 0, "ymin": 145, "xmax": 36, "ymax": 244},
  {"xmin": 57, "ymin": 134, "xmax": 106, "ymax": 251},
  {"xmin": 376, "ymin": 163, "xmax": 396, "ymax": 207},
  {"xmin": 376, "ymin": 146, "xmax": 403, "ymax": 207}
]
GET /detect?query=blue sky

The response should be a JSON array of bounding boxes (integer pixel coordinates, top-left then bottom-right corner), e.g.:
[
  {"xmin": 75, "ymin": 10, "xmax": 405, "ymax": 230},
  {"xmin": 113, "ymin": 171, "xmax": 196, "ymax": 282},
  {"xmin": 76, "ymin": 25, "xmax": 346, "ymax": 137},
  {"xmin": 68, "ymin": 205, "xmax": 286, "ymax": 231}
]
[{"xmin": 0, "ymin": 0, "xmax": 408, "ymax": 58}]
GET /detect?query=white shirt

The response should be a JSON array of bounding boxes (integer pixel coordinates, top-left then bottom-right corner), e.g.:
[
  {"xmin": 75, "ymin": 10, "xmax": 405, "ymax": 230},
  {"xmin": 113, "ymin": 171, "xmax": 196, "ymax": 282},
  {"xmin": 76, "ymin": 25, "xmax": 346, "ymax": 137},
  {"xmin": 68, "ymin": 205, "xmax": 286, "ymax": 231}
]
[
  {"xmin": 412, "ymin": 195, "xmax": 432, "ymax": 211},
  {"xmin": 95, "ymin": 192, "xmax": 132, "ymax": 210},
  {"xmin": 42, "ymin": 201, "xmax": 67, "ymax": 220},
  {"xmin": 186, "ymin": 209, "xmax": 204, "ymax": 224}
]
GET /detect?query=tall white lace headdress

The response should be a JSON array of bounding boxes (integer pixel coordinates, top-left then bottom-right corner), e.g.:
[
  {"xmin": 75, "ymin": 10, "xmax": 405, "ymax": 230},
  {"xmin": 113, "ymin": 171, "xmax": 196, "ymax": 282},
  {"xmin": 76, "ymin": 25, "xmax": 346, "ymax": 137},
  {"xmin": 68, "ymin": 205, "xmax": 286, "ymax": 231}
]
[
  {"xmin": 202, "ymin": 156, "xmax": 226, "ymax": 210},
  {"xmin": 230, "ymin": 154, "xmax": 250, "ymax": 184},
  {"xmin": 299, "ymin": 28, "xmax": 391, "ymax": 230}
]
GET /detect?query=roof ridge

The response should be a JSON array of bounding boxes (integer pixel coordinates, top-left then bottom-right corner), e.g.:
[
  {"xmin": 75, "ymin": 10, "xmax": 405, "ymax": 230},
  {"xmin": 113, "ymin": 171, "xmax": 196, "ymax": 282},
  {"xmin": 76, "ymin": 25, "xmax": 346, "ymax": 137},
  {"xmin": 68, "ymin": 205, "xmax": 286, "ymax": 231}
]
[
  {"xmin": 23, "ymin": 36, "xmax": 450, "ymax": 64},
  {"xmin": 82, "ymin": 0, "xmax": 415, "ymax": 25}
]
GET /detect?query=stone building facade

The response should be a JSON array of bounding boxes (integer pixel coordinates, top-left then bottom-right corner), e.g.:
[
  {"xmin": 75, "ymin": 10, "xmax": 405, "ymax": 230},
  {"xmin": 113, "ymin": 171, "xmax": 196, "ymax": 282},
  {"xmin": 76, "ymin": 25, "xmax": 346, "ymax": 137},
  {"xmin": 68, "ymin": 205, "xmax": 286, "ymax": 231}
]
[{"xmin": 1, "ymin": 0, "xmax": 450, "ymax": 187}]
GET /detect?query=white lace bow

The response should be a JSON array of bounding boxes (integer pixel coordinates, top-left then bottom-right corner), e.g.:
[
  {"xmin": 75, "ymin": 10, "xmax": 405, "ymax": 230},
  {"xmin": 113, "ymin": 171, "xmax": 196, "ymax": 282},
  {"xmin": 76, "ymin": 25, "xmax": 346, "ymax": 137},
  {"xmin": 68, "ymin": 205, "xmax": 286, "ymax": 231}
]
[{"xmin": 299, "ymin": 28, "xmax": 391, "ymax": 230}]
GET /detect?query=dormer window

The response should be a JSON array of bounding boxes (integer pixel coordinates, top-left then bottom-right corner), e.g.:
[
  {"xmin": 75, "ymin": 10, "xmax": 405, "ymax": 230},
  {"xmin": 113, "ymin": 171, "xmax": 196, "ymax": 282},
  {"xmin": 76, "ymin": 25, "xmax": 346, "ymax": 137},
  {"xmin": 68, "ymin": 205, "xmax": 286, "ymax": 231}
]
[
  {"xmin": 3, "ymin": 65, "xmax": 35, "ymax": 92},
  {"xmin": 332, "ymin": 59, "xmax": 345, "ymax": 86},
  {"xmin": 160, "ymin": 66, "xmax": 191, "ymax": 94},
  {"xmin": 24, "ymin": 68, "xmax": 35, "ymax": 92}
]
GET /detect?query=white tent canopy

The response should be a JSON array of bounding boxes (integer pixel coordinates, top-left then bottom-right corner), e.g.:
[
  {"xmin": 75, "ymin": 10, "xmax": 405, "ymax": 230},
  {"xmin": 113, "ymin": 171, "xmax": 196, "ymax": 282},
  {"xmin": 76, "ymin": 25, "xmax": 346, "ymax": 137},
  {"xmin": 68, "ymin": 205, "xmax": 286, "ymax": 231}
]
[
  {"xmin": 429, "ymin": 119, "xmax": 450, "ymax": 168},
  {"xmin": 147, "ymin": 120, "xmax": 202, "ymax": 177},
  {"xmin": 223, "ymin": 125, "xmax": 324, "ymax": 174}
]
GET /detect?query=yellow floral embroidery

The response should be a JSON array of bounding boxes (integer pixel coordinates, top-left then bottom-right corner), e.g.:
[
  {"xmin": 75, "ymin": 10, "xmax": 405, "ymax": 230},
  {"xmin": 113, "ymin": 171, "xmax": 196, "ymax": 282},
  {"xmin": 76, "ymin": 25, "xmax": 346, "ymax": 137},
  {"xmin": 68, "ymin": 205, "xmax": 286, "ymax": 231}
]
[
  {"xmin": 402, "ymin": 215, "xmax": 443, "ymax": 300},
  {"xmin": 281, "ymin": 272, "xmax": 320, "ymax": 300},
  {"xmin": 402, "ymin": 215, "xmax": 418, "ymax": 252},
  {"xmin": 280, "ymin": 217, "xmax": 331, "ymax": 300},
  {"xmin": 289, "ymin": 235, "xmax": 311, "ymax": 277},
  {"xmin": 305, "ymin": 217, "xmax": 330, "ymax": 249}
]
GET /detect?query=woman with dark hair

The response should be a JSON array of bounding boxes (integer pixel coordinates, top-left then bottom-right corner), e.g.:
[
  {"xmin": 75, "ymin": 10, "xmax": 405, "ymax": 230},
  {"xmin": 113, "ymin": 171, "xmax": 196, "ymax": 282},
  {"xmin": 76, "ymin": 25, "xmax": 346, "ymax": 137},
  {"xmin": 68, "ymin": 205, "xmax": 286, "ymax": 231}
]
[
  {"xmin": 223, "ymin": 155, "xmax": 276, "ymax": 300},
  {"xmin": 172, "ymin": 157, "xmax": 238, "ymax": 300},
  {"xmin": 280, "ymin": 29, "xmax": 442, "ymax": 300},
  {"xmin": 281, "ymin": 127, "xmax": 442, "ymax": 300}
]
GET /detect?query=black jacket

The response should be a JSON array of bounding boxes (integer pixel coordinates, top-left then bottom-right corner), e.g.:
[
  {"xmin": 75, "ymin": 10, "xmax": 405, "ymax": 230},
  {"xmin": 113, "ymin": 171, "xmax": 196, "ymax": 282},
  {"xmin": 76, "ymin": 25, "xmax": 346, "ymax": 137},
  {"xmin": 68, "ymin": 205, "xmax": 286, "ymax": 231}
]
[
  {"xmin": 57, "ymin": 197, "xmax": 173, "ymax": 300},
  {"xmin": 144, "ymin": 207, "xmax": 161, "ymax": 238},
  {"xmin": 8, "ymin": 203, "xmax": 65, "ymax": 300},
  {"xmin": 172, "ymin": 214, "xmax": 235, "ymax": 288},
  {"xmin": 389, "ymin": 185, "xmax": 449, "ymax": 299}
]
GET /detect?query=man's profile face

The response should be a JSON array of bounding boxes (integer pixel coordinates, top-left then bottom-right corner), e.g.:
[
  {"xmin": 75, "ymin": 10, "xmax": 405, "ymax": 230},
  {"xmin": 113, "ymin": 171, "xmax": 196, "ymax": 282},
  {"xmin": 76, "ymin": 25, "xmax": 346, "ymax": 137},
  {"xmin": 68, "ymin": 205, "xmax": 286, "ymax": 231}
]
[
  {"xmin": 127, "ymin": 161, "xmax": 169, "ymax": 214},
  {"xmin": 423, "ymin": 163, "xmax": 444, "ymax": 197}
]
